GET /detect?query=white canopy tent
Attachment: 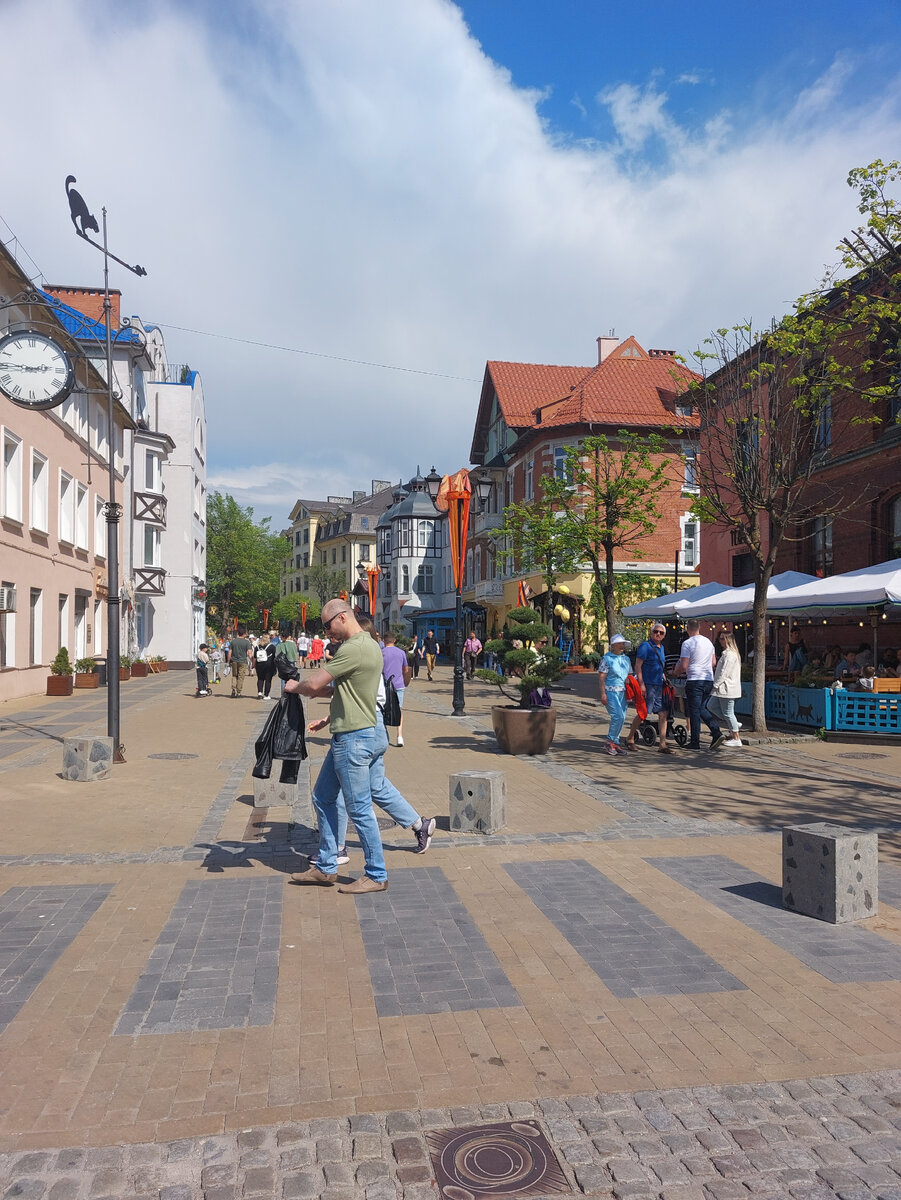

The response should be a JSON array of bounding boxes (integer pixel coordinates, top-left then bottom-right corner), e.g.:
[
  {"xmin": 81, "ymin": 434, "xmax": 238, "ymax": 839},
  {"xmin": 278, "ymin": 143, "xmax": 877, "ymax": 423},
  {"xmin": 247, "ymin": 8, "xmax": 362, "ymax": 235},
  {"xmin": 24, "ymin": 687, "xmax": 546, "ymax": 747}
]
[
  {"xmin": 669, "ymin": 571, "xmax": 820, "ymax": 621},
  {"xmin": 621, "ymin": 581, "xmax": 730, "ymax": 619},
  {"xmin": 767, "ymin": 558, "xmax": 901, "ymax": 618}
]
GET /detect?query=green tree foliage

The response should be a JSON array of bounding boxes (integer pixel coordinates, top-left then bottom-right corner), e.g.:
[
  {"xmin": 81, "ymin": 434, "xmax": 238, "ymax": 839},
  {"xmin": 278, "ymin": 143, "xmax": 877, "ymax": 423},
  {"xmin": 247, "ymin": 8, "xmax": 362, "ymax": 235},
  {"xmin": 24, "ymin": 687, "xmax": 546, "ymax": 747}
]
[
  {"xmin": 502, "ymin": 433, "xmax": 676, "ymax": 647},
  {"xmin": 306, "ymin": 565, "xmax": 349, "ymax": 607},
  {"xmin": 476, "ymin": 607, "xmax": 565, "ymax": 707},
  {"xmin": 680, "ymin": 159, "xmax": 901, "ymax": 732},
  {"xmin": 271, "ymin": 593, "xmax": 320, "ymax": 629},
  {"xmin": 206, "ymin": 493, "xmax": 285, "ymax": 631}
]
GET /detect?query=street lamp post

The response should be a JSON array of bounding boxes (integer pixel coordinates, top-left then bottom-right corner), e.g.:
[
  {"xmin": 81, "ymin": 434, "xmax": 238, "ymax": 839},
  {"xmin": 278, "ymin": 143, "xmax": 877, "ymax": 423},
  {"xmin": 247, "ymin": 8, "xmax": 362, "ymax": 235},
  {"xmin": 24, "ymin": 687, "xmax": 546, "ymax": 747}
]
[{"xmin": 66, "ymin": 176, "xmax": 146, "ymax": 763}]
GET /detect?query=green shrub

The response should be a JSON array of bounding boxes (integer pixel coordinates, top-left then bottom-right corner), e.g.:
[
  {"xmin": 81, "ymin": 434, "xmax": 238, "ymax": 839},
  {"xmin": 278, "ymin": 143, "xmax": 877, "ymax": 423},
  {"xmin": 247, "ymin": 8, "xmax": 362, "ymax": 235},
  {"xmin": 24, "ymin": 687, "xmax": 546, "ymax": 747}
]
[
  {"xmin": 50, "ymin": 647, "xmax": 74, "ymax": 676},
  {"xmin": 74, "ymin": 657, "xmax": 98, "ymax": 674},
  {"xmin": 475, "ymin": 606, "xmax": 565, "ymax": 708}
]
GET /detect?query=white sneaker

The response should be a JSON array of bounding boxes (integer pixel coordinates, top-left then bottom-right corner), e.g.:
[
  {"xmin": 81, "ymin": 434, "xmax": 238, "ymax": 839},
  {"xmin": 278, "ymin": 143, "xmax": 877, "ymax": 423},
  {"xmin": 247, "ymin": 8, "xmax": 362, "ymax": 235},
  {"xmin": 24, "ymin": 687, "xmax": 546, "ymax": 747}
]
[
  {"xmin": 397, "ymin": 735, "xmax": 404, "ymax": 746},
  {"xmin": 723, "ymin": 738, "xmax": 743, "ymax": 747}
]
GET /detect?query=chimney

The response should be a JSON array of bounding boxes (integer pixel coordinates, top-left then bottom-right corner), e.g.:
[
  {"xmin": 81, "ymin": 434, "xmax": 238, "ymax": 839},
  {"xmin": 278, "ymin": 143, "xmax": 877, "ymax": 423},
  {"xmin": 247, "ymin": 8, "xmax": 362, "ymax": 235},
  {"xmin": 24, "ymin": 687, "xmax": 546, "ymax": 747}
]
[
  {"xmin": 597, "ymin": 334, "xmax": 618, "ymax": 363},
  {"xmin": 45, "ymin": 285, "xmax": 121, "ymax": 329},
  {"xmin": 371, "ymin": 479, "xmax": 392, "ymax": 494},
  {"xmin": 352, "ymin": 490, "xmax": 366, "ymax": 504}
]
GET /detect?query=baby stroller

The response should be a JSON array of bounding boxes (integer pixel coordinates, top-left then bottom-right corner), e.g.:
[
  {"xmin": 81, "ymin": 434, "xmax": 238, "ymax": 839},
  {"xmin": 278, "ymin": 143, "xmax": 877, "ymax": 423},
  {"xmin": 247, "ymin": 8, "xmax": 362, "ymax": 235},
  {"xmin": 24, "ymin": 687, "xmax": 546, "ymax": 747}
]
[{"xmin": 637, "ymin": 679, "xmax": 688, "ymax": 747}]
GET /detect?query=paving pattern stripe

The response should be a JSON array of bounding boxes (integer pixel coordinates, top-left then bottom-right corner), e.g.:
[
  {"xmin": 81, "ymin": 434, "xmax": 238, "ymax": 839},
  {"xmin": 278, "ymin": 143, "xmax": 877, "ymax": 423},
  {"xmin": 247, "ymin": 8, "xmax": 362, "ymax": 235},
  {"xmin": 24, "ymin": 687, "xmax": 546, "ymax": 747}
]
[
  {"xmin": 354, "ymin": 865, "xmax": 521, "ymax": 1016},
  {"xmin": 502, "ymin": 858, "xmax": 745, "ymax": 999},
  {"xmin": 878, "ymin": 862, "xmax": 901, "ymax": 909},
  {"xmin": 0, "ymin": 884, "xmax": 114, "ymax": 1033},
  {"xmin": 647, "ymin": 853, "xmax": 901, "ymax": 984},
  {"xmin": 113, "ymin": 878, "xmax": 284, "ymax": 1036}
]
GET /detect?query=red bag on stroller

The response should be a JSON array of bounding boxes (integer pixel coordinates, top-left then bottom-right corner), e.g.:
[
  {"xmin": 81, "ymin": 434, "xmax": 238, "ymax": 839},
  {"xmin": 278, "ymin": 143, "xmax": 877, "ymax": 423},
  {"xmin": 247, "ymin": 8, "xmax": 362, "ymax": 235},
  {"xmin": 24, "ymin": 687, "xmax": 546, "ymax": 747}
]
[{"xmin": 625, "ymin": 674, "xmax": 647, "ymax": 721}]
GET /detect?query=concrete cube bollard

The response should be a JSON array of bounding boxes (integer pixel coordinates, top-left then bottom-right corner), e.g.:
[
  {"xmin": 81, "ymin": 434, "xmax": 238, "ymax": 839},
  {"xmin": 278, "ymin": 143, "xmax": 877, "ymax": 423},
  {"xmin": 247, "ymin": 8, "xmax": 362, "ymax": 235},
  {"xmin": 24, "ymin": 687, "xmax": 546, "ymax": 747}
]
[
  {"xmin": 62, "ymin": 736, "xmax": 114, "ymax": 782},
  {"xmin": 783, "ymin": 822, "xmax": 878, "ymax": 923},
  {"xmin": 449, "ymin": 770, "xmax": 506, "ymax": 834},
  {"xmin": 253, "ymin": 760, "xmax": 300, "ymax": 808}
]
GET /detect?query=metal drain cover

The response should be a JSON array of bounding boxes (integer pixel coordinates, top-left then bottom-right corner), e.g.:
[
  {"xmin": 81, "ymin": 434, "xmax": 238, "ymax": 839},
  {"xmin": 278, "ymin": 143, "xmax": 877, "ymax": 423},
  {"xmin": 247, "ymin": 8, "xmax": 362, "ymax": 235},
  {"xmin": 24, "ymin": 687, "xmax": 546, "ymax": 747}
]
[
  {"xmin": 147, "ymin": 752, "xmax": 199, "ymax": 760},
  {"xmin": 836, "ymin": 752, "xmax": 889, "ymax": 760}
]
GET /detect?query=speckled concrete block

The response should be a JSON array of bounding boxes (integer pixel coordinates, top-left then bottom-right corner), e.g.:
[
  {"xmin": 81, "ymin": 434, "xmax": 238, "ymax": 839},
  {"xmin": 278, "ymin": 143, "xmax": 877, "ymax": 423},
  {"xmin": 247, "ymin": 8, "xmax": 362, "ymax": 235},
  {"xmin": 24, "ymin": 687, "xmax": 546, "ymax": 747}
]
[
  {"xmin": 252, "ymin": 761, "xmax": 300, "ymax": 808},
  {"xmin": 62, "ymin": 736, "xmax": 113, "ymax": 782},
  {"xmin": 449, "ymin": 770, "xmax": 506, "ymax": 834},
  {"xmin": 783, "ymin": 823, "xmax": 878, "ymax": 923}
]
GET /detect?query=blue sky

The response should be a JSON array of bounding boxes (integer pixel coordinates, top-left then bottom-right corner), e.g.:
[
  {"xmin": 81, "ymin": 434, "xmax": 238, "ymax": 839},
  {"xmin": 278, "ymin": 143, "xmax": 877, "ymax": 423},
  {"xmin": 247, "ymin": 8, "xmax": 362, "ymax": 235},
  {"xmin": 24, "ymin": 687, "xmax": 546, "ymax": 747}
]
[{"xmin": 2, "ymin": 0, "xmax": 901, "ymax": 524}]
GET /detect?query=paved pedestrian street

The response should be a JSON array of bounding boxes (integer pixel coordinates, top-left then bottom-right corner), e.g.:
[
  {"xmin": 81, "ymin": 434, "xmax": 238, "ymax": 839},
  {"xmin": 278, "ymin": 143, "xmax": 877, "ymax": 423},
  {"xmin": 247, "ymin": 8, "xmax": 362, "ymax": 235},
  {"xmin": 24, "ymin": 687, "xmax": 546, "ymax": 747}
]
[{"xmin": 1, "ymin": 669, "xmax": 900, "ymax": 1198}]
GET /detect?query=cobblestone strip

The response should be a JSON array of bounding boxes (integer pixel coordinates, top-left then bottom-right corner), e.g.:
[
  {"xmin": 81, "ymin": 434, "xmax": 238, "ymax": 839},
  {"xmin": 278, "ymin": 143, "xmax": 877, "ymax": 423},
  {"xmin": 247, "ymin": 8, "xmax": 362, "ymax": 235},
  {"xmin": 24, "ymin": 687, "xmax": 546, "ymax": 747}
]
[
  {"xmin": 648, "ymin": 854, "xmax": 901, "ymax": 984},
  {"xmin": 1, "ymin": 1070, "xmax": 899, "ymax": 1199},
  {"xmin": 355, "ymin": 865, "xmax": 520, "ymax": 1016},
  {"xmin": 503, "ymin": 858, "xmax": 745, "ymax": 998},
  {"xmin": 878, "ymin": 863, "xmax": 901, "ymax": 911},
  {"xmin": 0, "ymin": 884, "xmax": 113, "ymax": 1033},
  {"xmin": 114, "ymin": 877, "xmax": 284, "ymax": 1035}
]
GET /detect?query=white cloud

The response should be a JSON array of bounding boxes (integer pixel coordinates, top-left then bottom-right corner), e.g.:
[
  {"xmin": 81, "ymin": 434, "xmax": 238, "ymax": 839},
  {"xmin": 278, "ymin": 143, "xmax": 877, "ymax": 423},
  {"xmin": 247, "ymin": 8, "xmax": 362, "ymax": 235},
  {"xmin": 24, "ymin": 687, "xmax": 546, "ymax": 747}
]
[{"xmin": 2, "ymin": 1, "xmax": 900, "ymax": 527}]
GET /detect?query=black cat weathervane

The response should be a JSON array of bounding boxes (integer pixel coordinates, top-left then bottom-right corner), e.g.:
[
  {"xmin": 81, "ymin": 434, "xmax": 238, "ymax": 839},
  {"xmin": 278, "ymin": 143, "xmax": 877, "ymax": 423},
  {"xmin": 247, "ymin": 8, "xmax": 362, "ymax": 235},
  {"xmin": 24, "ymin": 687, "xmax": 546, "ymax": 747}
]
[{"xmin": 65, "ymin": 175, "xmax": 147, "ymax": 277}]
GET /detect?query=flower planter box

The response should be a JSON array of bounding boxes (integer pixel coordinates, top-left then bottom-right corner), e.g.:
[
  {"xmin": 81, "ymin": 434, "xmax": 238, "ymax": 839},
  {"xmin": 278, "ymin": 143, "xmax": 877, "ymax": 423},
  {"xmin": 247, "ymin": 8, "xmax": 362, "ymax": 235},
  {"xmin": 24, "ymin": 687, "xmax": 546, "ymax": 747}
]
[
  {"xmin": 491, "ymin": 705, "xmax": 557, "ymax": 755},
  {"xmin": 119, "ymin": 668, "xmax": 131, "ymax": 681},
  {"xmin": 47, "ymin": 676, "xmax": 74, "ymax": 696},
  {"xmin": 131, "ymin": 661, "xmax": 148, "ymax": 678},
  {"xmin": 75, "ymin": 673, "xmax": 99, "ymax": 689}
]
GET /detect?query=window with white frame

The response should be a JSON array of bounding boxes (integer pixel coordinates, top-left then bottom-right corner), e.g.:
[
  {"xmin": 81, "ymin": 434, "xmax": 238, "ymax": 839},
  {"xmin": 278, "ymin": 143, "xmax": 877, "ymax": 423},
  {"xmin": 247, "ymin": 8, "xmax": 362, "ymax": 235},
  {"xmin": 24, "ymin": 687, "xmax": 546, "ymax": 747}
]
[
  {"xmin": 29, "ymin": 588, "xmax": 42, "ymax": 666},
  {"xmin": 30, "ymin": 450, "xmax": 48, "ymax": 532},
  {"xmin": 0, "ymin": 582, "xmax": 14, "ymax": 669},
  {"xmin": 59, "ymin": 472, "xmax": 75, "ymax": 543},
  {"xmin": 680, "ymin": 514, "xmax": 699, "ymax": 569},
  {"xmin": 144, "ymin": 524, "xmax": 161, "ymax": 567},
  {"xmin": 92, "ymin": 401, "xmax": 109, "ymax": 459},
  {"xmin": 94, "ymin": 496, "xmax": 106, "ymax": 558},
  {"xmin": 553, "ymin": 445, "xmax": 574, "ymax": 483},
  {"xmin": 145, "ymin": 450, "xmax": 162, "ymax": 493},
  {"xmin": 93, "ymin": 597, "xmax": 102, "ymax": 655},
  {"xmin": 193, "ymin": 475, "xmax": 201, "ymax": 517},
  {"xmin": 1, "ymin": 429, "xmax": 23, "ymax": 521},
  {"xmin": 525, "ymin": 459, "xmax": 534, "ymax": 500},
  {"xmin": 682, "ymin": 444, "xmax": 699, "ymax": 493},
  {"xmin": 401, "ymin": 564, "xmax": 410, "ymax": 593},
  {"xmin": 58, "ymin": 593, "xmax": 69, "ymax": 650},
  {"xmin": 415, "ymin": 563, "xmax": 434, "ymax": 594},
  {"xmin": 75, "ymin": 483, "xmax": 89, "ymax": 550},
  {"xmin": 75, "ymin": 394, "xmax": 88, "ymax": 442}
]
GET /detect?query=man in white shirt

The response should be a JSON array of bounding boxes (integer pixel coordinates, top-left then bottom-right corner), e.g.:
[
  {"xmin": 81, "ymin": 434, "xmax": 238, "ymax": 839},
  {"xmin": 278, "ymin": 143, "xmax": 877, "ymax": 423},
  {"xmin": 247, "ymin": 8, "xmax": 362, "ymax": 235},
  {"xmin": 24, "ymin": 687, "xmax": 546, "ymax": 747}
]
[
  {"xmin": 297, "ymin": 631, "xmax": 311, "ymax": 668},
  {"xmin": 676, "ymin": 619, "xmax": 725, "ymax": 751}
]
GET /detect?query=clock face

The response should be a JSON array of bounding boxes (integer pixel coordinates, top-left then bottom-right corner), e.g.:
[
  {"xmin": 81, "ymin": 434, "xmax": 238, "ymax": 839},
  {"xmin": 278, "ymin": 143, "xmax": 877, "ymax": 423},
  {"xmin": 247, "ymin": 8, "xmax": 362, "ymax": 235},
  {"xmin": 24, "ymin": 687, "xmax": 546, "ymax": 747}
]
[{"xmin": 0, "ymin": 330, "xmax": 76, "ymax": 410}]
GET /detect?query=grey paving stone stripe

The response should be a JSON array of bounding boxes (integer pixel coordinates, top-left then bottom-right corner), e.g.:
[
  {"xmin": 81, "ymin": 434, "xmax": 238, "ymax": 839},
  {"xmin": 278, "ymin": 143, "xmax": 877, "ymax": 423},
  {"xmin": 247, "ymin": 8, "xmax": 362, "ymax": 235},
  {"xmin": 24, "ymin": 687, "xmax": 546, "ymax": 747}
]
[
  {"xmin": 648, "ymin": 853, "xmax": 901, "ymax": 984},
  {"xmin": 504, "ymin": 857, "xmax": 745, "ymax": 998},
  {"xmin": 1, "ymin": 1068, "xmax": 900, "ymax": 1199},
  {"xmin": 114, "ymin": 878, "xmax": 284, "ymax": 1035},
  {"xmin": 0, "ymin": 884, "xmax": 113, "ymax": 1033},
  {"xmin": 354, "ymin": 865, "xmax": 521, "ymax": 1016},
  {"xmin": 879, "ymin": 862, "xmax": 901, "ymax": 910}
]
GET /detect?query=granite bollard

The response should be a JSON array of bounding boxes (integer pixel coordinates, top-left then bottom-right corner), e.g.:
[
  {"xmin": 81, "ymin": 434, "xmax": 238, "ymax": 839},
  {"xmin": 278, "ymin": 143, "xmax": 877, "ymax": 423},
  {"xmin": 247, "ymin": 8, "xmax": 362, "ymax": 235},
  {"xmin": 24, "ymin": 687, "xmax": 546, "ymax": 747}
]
[
  {"xmin": 783, "ymin": 822, "xmax": 878, "ymax": 923},
  {"xmin": 62, "ymin": 736, "xmax": 114, "ymax": 782},
  {"xmin": 449, "ymin": 770, "xmax": 506, "ymax": 834},
  {"xmin": 252, "ymin": 760, "xmax": 300, "ymax": 808}
]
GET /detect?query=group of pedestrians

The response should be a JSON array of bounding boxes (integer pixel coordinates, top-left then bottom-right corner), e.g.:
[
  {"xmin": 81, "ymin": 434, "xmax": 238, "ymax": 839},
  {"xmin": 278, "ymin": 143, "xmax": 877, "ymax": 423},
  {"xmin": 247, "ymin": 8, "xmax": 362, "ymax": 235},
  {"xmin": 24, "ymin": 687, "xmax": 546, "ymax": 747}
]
[{"xmin": 599, "ymin": 618, "xmax": 744, "ymax": 756}]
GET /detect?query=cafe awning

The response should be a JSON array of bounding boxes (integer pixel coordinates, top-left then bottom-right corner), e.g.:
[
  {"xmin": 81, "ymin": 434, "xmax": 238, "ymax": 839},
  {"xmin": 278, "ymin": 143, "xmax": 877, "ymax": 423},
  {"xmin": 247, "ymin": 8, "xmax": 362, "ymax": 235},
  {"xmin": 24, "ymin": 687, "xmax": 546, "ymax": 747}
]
[
  {"xmin": 766, "ymin": 558, "xmax": 901, "ymax": 618},
  {"xmin": 671, "ymin": 571, "xmax": 819, "ymax": 621}
]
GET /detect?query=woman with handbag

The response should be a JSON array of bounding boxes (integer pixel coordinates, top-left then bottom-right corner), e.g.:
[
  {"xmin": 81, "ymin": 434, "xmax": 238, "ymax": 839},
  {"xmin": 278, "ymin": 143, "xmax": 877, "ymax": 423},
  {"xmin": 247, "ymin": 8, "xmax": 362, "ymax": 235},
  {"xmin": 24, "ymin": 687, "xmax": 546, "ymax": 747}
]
[{"xmin": 381, "ymin": 632, "xmax": 412, "ymax": 746}]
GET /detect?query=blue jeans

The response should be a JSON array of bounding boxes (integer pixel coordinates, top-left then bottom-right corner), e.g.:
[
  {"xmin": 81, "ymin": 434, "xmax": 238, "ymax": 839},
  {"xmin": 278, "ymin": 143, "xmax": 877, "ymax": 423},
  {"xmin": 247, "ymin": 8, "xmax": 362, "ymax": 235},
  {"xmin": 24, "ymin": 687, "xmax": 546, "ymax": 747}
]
[
  {"xmin": 312, "ymin": 726, "xmax": 387, "ymax": 881},
  {"xmin": 332, "ymin": 715, "xmax": 419, "ymax": 854},
  {"xmin": 685, "ymin": 680, "xmax": 721, "ymax": 747},
  {"xmin": 605, "ymin": 687, "xmax": 627, "ymax": 745},
  {"xmin": 707, "ymin": 694, "xmax": 739, "ymax": 733}
]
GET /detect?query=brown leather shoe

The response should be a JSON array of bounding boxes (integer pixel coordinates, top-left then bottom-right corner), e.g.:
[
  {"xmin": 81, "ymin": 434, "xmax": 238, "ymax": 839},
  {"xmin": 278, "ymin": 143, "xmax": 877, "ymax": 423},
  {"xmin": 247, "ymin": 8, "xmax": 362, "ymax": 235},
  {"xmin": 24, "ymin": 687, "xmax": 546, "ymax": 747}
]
[
  {"xmin": 288, "ymin": 866, "xmax": 337, "ymax": 886},
  {"xmin": 337, "ymin": 875, "xmax": 388, "ymax": 894}
]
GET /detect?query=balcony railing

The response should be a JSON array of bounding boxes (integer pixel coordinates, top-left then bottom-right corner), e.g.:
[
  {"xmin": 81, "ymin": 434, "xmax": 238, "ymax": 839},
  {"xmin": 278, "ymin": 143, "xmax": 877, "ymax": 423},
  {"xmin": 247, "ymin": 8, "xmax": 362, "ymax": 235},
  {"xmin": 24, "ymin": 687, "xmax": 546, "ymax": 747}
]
[
  {"xmin": 474, "ymin": 579, "xmax": 505, "ymax": 600},
  {"xmin": 134, "ymin": 567, "xmax": 166, "ymax": 595},
  {"xmin": 133, "ymin": 491, "xmax": 167, "ymax": 528},
  {"xmin": 472, "ymin": 511, "xmax": 503, "ymax": 535}
]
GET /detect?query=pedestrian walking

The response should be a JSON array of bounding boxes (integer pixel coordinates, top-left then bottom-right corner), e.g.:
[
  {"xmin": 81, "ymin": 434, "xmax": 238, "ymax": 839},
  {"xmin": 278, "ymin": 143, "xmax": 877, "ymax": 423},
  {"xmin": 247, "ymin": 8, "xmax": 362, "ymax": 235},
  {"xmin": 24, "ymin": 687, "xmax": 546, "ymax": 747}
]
[
  {"xmin": 463, "ymin": 632, "xmax": 482, "ymax": 679},
  {"xmin": 709, "ymin": 631, "xmax": 744, "ymax": 747},
  {"xmin": 675, "ymin": 619, "xmax": 724, "ymax": 750},
  {"xmin": 422, "ymin": 629, "xmax": 439, "ymax": 680},
  {"xmin": 209, "ymin": 644, "xmax": 221, "ymax": 684},
  {"xmin": 625, "ymin": 622, "xmax": 671, "ymax": 754},
  {"xmin": 408, "ymin": 634, "xmax": 421, "ymax": 678},
  {"xmin": 254, "ymin": 634, "xmax": 277, "ymax": 699},
  {"xmin": 275, "ymin": 634, "xmax": 299, "ymax": 693},
  {"xmin": 285, "ymin": 599, "xmax": 390, "ymax": 894},
  {"xmin": 308, "ymin": 633, "xmax": 324, "ymax": 669},
  {"xmin": 381, "ymin": 632, "xmax": 411, "ymax": 746},
  {"xmin": 598, "ymin": 634, "xmax": 631, "ymax": 755},
  {"xmin": 196, "ymin": 643, "xmax": 210, "ymax": 696},
  {"xmin": 227, "ymin": 627, "xmax": 253, "ymax": 697}
]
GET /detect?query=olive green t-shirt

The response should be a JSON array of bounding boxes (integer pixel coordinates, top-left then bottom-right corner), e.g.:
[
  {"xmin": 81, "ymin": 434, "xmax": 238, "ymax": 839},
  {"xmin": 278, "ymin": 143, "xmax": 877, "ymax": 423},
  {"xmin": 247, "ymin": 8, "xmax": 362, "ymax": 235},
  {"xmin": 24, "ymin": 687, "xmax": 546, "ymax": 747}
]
[
  {"xmin": 324, "ymin": 632, "xmax": 382, "ymax": 733},
  {"xmin": 229, "ymin": 636, "xmax": 252, "ymax": 666}
]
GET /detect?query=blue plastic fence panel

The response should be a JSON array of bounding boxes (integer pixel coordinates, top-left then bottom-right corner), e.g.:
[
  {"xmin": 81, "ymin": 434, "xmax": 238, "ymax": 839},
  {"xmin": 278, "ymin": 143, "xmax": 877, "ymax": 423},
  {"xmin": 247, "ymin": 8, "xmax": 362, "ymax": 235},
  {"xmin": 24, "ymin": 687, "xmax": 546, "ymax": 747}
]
[
  {"xmin": 834, "ymin": 692, "xmax": 901, "ymax": 734},
  {"xmin": 783, "ymin": 688, "xmax": 833, "ymax": 730},
  {"xmin": 765, "ymin": 682, "xmax": 788, "ymax": 722}
]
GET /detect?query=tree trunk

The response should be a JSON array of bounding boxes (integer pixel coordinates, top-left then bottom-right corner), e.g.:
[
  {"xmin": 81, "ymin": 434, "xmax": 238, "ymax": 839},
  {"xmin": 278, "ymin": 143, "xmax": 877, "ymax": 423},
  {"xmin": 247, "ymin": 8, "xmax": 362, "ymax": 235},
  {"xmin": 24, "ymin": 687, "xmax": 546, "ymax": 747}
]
[
  {"xmin": 603, "ymin": 543, "xmax": 617, "ymax": 647},
  {"xmin": 750, "ymin": 566, "xmax": 773, "ymax": 733}
]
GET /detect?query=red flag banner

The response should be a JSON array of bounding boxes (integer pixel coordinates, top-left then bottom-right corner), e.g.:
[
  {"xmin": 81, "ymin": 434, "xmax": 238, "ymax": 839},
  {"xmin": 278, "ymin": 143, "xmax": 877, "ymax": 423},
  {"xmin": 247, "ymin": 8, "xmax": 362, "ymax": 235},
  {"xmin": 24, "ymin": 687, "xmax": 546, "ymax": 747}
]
[
  {"xmin": 517, "ymin": 580, "xmax": 528, "ymax": 607},
  {"xmin": 367, "ymin": 566, "xmax": 380, "ymax": 614},
  {"xmin": 434, "ymin": 469, "xmax": 472, "ymax": 593},
  {"xmin": 300, "ymin": 602, "xmax": 308, "ymax": 628},
  {"xmin": 263, "ymin": 609, "xmax": 269, "ymax": 630}
]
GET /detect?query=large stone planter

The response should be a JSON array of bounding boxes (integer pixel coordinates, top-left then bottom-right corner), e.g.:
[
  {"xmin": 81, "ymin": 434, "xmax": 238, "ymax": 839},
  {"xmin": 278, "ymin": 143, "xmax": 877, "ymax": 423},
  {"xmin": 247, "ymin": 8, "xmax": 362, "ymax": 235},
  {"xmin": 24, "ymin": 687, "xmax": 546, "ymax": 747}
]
[
  {"xmin": 74, "ymin": 672, "xmax": 99, "ymax": 689},
  {"xmin": 491, "ymin": 705, "xmax": 557, "ymax": 755},
  {"xmin": 47, "ymin": 675, "xmax": 74, "ymax": 696}
]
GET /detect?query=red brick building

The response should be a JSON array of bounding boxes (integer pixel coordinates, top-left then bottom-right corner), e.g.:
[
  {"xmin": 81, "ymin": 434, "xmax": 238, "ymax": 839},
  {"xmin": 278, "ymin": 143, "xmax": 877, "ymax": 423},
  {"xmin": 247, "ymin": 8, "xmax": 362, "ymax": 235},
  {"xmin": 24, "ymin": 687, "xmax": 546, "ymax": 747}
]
[{"xmin": 466, "ymin": 335, "xmax": 701, "ymax": 645}]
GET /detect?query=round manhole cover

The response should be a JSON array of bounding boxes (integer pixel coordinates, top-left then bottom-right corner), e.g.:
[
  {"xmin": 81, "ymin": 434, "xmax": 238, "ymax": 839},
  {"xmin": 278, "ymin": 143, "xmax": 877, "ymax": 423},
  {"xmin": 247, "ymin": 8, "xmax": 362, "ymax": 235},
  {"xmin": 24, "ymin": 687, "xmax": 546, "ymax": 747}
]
[
  {"xmin": 836, "ymin": 752, "xmax": 889, "ymax": 760},
  {"xmin": 147, "ymin": 752, "xmax": 199, "ymax": 760},
  {"xmin": 377, "ymin": 817, "xmax": 399, "ymax": 830}
]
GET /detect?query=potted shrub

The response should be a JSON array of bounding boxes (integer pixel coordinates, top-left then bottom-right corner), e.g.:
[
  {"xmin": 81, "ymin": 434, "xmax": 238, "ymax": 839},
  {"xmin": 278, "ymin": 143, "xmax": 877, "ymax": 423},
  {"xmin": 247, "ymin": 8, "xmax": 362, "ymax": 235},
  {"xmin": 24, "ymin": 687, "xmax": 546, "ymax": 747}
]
[
  {"xmin": 476, "ymin": 607, "xmax": 565, "ymax": 754},
  {"xmin": 119, "ymin": 654, "xmax": 132, "ymax": 681},
  {"xmin": 47, "ymin": 647, "xmax": 74, "ymax": 696},
  {"xmin": 131, "ymin": 657, "xmax": 148, "ymax": 678},
  {"xmin": 74, "ymin": 656, "xmax": 99, "ymax": 689}
]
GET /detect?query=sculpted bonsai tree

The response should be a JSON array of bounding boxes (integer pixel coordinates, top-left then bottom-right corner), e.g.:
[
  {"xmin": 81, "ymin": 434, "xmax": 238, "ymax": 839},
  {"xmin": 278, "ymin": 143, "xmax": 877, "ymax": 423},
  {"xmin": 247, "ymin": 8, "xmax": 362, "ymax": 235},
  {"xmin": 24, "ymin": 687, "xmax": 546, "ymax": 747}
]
[{"xmin": 476, "ymin": 607, "xmax": 565, "ymax": 708}]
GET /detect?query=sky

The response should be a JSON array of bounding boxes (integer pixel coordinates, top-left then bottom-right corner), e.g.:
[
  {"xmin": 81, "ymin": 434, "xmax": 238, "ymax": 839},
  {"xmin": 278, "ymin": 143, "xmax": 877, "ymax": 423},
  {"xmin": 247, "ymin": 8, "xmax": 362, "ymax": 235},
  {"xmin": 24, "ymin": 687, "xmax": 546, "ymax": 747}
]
[{"xmin": 2, "ymin": 0, "xmax": 900, "ymax": 527}]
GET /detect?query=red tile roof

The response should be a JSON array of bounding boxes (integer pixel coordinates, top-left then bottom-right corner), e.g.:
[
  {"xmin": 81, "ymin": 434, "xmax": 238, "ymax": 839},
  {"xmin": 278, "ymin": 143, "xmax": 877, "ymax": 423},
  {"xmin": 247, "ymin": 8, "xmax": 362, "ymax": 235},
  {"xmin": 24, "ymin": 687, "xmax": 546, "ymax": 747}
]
[{"xmin": 488, "ymin": 338, "xmax": 699, "ymax": 433}]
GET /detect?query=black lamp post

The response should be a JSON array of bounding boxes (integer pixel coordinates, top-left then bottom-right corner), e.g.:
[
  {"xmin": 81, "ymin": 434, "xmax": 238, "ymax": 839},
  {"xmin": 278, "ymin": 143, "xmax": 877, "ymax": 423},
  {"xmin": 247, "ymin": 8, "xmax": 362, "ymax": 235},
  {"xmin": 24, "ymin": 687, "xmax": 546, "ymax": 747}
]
[{"xmin": 66, "ymin": 176, "xmax": 146, "ymax": 763}]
